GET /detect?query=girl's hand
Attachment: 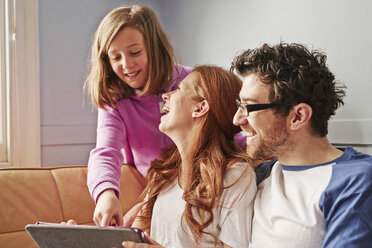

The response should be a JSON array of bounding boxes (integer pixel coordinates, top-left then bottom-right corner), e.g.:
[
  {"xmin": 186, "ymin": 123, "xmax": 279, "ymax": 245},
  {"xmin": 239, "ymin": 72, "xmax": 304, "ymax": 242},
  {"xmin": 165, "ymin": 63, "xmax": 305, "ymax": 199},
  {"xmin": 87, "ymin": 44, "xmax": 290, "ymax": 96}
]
[
  {"xmin": 122, "ymin": 232, "xmax": 163, "ymax": 248},
  {"xmin": 94, "ymin": 189, "xmax": 124, "ymax": 226},
  {"xmin": 123, "ymin": 202, "xmax": 143, "ymax": 227}
]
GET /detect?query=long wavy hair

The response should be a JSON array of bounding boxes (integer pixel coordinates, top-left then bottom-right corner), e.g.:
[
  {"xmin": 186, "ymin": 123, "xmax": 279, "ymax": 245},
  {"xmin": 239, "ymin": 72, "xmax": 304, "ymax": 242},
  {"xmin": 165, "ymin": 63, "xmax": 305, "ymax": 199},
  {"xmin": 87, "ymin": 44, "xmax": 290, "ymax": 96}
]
[
  {"xmin": 138, "ymin": 65, "xmax": 254, "ymax": 243},
  {"xmin": 86, "ymin": 5, "xmax": 176, "ymax": 109}
]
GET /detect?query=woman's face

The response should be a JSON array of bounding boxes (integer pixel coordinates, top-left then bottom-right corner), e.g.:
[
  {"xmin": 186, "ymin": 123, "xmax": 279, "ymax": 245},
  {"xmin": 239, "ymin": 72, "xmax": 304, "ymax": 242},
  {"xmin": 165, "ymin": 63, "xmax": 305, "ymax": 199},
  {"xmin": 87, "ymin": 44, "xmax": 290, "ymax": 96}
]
[
  {"xmin": 159, "ymin": 73, "xmax": 200, "ymax": 140},
  {"xmin": 107, "ymin": 27, "xmax": 149, "ymax": 90}
]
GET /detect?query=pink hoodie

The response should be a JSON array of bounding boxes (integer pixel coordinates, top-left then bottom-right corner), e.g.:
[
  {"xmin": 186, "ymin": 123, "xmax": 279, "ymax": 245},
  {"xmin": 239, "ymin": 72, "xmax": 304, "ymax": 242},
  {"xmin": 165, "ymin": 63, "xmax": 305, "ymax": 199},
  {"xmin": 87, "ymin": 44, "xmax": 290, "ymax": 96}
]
[{"xmin": 87, "ymin": 65, "xmax": 192, "ymax": 202}]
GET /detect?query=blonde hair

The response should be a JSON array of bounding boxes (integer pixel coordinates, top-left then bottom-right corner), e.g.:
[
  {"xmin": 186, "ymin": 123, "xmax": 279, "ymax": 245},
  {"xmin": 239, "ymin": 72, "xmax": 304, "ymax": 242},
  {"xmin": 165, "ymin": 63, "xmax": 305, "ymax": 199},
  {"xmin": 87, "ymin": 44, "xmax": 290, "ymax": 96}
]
[
  {"xmin": 86, "ymin": 5, "xmax": 175, "ymax": 109},
  {"xmin": 139, "ymin": 65, "xmax": 254, "ymax": 243}
]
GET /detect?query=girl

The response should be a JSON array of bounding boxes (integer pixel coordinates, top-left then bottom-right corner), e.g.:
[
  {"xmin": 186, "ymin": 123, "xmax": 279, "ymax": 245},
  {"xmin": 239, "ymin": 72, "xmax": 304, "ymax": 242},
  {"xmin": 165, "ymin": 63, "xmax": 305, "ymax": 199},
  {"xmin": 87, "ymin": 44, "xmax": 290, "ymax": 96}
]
[
  {"xmin": 86, "ymin": 5, "xmax": 192, "ymax": 227},
  {"xmin": 129, "ymin": 66, "xmax": 257, "ymax": 247}
]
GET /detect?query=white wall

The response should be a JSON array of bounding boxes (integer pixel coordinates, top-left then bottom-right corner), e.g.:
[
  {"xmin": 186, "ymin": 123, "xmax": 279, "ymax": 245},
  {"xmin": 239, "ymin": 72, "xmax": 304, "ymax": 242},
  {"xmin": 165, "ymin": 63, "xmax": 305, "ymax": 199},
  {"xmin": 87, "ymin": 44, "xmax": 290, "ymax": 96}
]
[
  {"xmin": 39, "ymin": 0, "xmax": 161, "ymax": 166},
  {"xmin": 39, "ymin": 0, "xmax": 372, "ymax": 167},
  {"xmin": 157, "ymin": 0, "xmax": 372, "ymax": 154}
]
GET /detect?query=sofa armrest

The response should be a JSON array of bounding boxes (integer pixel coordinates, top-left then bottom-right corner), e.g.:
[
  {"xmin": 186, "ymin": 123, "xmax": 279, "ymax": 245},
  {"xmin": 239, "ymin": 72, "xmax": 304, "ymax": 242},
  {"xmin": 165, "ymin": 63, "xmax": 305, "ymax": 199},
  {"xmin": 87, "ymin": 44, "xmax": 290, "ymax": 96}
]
[{"xmin": 0, "ymin": 164, "xmax": 145, "ymax": 248}]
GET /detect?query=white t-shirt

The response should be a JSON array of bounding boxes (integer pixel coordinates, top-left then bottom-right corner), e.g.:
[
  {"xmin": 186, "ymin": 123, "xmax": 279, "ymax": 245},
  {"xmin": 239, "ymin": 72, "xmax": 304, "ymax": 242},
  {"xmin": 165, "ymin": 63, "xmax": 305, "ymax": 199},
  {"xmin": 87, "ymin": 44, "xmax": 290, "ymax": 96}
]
[
  {"xmin": 251, "ymin": 147, "xmax": 372, "ymax": 248},
  {"xmin": 150, "ymin": 162, "xmax": 257, "ymax": 248}
]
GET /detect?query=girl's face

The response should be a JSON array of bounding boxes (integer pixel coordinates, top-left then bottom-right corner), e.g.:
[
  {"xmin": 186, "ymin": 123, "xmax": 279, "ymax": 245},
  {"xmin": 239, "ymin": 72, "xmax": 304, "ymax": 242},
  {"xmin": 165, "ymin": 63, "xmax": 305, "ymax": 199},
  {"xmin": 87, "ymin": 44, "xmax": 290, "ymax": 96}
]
[
  {"xmin": 159, "ymin": 73, "xmax": 200, "ymax": 140},
  {"xmin": 108, "ymin": 27, "xmax": 149, "ymax": 90}
]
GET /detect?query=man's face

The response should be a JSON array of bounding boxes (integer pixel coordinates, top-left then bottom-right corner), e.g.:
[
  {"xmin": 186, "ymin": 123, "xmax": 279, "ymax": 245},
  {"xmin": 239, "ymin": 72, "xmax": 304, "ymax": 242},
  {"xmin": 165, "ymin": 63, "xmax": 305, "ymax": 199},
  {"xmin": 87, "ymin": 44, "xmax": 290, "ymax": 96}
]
[{"xmin": 233, "ymin": 73, "xmax": 289, "ymax": 160}]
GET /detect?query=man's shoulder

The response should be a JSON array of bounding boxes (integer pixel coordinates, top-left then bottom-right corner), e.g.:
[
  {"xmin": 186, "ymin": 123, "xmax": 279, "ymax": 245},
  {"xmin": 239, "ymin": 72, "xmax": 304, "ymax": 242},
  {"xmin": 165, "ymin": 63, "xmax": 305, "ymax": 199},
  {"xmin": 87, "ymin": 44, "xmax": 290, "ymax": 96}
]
[
  {"xmin": 333, "ymin": 146, "xmax": 372, "ymax": 176},
  {"xmin": 319, "ymin": 147, "xmax": 372, "ymax": 247},
  {"xmin": 255, "ymin": 158, "xmax": 277, "ymax": 185},
  {"xmin": 323, "ymin": 147, "xmax": 372, "ymax": 197}
]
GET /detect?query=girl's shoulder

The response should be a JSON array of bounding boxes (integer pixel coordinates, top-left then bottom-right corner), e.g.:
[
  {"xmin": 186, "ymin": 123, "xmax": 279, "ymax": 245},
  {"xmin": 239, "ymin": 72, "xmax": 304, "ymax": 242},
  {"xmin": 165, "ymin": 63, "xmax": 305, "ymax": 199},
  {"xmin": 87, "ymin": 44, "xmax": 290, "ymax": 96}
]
[
  {"xmin": 175, "ymin": 64, "xmax": 193, "ymax": 78},
  {"xmin": 167, "ymin": 64, "xmax": 193, "ymax": 92}
]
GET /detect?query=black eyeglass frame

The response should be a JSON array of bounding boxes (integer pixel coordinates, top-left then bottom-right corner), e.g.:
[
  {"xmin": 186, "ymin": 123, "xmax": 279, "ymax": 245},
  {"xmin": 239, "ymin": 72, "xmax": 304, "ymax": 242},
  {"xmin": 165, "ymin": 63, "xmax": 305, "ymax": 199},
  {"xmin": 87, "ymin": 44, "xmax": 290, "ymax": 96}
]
[{"xmin": 236, "ymin": 99, "xmax": 290, "ymax": 117}]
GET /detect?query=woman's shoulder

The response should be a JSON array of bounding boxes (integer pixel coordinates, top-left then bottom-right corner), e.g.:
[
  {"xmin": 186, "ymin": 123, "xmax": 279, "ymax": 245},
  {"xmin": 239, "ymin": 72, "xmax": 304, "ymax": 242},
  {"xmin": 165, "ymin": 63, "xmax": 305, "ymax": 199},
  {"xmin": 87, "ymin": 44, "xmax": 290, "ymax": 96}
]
[
  {"xmin": 220, "ymin": 161, "xmax": 256, "ymax": 209},
  {"xmin": 223, "ymin": 162, "xmax": 255, "ymax": 188}
]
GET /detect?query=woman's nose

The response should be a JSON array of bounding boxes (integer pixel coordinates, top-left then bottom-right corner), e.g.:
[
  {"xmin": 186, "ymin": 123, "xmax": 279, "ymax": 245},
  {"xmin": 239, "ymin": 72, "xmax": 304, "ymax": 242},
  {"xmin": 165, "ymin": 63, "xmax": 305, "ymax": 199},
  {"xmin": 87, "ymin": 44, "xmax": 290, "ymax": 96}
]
[
  {"xmin": 162, "ymin": 92, "xmax": 169, "ymax": 101},
  {"xmin": 162, "ymin": 88, "xmax": 177, "ymax": 101},
  {"xmin": 233, "ymin": 109, "xmax": 248, "ymax": 126}
]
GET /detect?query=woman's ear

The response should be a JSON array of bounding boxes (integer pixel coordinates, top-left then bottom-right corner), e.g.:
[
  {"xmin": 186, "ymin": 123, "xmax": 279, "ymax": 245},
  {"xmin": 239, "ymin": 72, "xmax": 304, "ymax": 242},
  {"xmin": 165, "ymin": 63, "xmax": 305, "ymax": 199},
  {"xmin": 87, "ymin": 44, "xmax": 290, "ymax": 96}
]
[
  {"xmin": 192, "ymin": 100, "xmax": 210, "ymax": 118},
  {"xmin": 288, "ymin": 103, "xmax": 312, "ymax": 131}
]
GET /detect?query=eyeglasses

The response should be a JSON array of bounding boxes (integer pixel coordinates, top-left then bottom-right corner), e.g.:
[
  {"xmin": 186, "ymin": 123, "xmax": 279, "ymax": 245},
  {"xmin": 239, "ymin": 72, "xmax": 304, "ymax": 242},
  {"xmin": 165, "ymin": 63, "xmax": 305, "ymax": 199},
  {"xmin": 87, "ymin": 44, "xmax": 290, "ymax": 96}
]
[{"xmin": 236, "ymin": 99, "xmax": 289, "ymax": 117}]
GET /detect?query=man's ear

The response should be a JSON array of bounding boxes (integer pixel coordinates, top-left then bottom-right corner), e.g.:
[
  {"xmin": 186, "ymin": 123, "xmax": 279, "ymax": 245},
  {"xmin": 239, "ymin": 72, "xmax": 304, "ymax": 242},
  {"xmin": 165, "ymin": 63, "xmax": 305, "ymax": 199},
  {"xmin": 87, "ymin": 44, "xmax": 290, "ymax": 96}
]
[
  {"xmin": 288, "ymin": 103, "xmax": 312, "ymax": 131},
  {"xmin": 192, "ymin": 100, "xmax": 210, "ymax": 118}
]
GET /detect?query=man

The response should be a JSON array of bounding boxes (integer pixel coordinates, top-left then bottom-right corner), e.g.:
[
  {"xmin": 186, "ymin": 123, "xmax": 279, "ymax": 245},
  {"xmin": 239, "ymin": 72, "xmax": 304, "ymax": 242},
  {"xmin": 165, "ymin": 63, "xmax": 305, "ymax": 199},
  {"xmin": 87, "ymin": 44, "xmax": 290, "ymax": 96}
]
[{"xmin": 231, "ymin": 43, "xmax": 372, "ymax": 247}]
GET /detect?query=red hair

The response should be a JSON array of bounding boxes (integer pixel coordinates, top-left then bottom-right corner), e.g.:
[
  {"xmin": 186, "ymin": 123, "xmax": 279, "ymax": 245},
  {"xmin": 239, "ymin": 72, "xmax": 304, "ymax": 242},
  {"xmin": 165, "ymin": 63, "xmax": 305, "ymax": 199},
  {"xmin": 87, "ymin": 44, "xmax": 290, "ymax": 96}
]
[{"xmin": 138, "ymin": 65, "xmax": 254, "ymax": 243}]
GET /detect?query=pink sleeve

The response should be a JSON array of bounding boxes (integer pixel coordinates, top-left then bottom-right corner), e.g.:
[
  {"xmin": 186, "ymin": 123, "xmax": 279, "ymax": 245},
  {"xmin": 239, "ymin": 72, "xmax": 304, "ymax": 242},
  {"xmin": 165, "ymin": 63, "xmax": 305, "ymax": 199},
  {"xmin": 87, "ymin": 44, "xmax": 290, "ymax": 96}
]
[
  {"xmin": 167, "ymin": 64, "xmax": 193, "ymax": 91},
  {"xmin": 234, "ymin": 131, "xmax": 247, "ymax": 149},
  {"xmin": 87, "ymin": 106, "xmax": 126, "ymax": 203}
]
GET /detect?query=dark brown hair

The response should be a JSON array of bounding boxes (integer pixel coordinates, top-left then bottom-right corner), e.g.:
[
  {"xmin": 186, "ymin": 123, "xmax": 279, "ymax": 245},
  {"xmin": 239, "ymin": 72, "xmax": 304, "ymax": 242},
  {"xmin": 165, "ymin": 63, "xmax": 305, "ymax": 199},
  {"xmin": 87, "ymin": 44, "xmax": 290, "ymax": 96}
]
[{"xmin": 231, "ymin": 42, "xmax": 346, "ymax": 136}]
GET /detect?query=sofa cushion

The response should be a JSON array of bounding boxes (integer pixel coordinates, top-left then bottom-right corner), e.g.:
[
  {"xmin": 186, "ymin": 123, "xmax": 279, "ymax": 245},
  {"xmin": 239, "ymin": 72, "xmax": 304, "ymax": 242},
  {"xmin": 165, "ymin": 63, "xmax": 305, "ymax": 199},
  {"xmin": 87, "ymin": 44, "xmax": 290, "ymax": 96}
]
[
  {"xmin": 0, "ymin": 169, "xmax": 64, "ymax": 233},
  {"xmin": 0, "ymin": 165, "xmax": 145, "ymax": 248}
]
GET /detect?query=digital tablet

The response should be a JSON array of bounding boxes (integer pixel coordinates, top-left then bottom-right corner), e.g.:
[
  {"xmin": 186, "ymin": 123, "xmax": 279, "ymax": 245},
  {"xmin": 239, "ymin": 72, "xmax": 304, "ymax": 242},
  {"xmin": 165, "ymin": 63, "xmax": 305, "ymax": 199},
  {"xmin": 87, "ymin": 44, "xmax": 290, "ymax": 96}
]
[{"xmin": 25, "ymin": 222, "xmax": 148, "ymax": 248}]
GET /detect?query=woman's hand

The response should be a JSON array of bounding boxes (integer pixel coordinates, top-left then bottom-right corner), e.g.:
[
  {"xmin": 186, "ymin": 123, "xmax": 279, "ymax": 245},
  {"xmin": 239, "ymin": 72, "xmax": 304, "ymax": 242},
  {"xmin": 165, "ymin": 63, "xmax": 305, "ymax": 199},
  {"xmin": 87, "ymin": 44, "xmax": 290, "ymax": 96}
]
[
  {"xmin": 122, "ymin": 233, "xmax": 163, "ymax": 248},
  {"xmin": 122, "ymin": 242, "xmax": 163, "ymax": 248},
  {"xmin": 123, "ymin": 202, "xmax": 143, "ymax": 227},
  {"xmin": 60, "ymin": 219, "xmax": 78, "ymax": 225},
  {"xmin": 93, "ymin": 189, "xmax": 123, "ymax": 226}
]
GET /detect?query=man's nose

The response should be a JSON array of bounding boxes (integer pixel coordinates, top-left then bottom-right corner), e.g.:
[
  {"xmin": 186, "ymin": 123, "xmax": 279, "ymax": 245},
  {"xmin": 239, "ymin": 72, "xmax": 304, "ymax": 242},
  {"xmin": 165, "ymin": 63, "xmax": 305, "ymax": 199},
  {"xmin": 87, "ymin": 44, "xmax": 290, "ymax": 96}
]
[{"xmin": 233, "ymin": 109, "xmax": 248, "ymax": 126}]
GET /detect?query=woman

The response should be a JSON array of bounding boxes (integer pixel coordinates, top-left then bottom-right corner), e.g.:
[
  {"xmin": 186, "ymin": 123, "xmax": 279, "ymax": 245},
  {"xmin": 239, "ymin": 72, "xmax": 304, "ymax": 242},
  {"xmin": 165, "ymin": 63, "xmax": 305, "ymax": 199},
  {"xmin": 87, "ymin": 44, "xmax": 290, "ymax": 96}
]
[{"xmin": 128, "ymin": 65, "xmax": 257, "ymax": 247}]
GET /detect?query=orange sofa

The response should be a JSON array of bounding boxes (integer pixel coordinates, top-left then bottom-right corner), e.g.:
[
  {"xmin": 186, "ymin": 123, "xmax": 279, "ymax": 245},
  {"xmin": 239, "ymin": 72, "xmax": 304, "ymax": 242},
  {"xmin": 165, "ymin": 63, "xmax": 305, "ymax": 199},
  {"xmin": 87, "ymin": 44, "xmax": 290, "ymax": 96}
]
[{"xmin": 0, "ymin": 165, "xmax": 145, "ymax": 248}]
